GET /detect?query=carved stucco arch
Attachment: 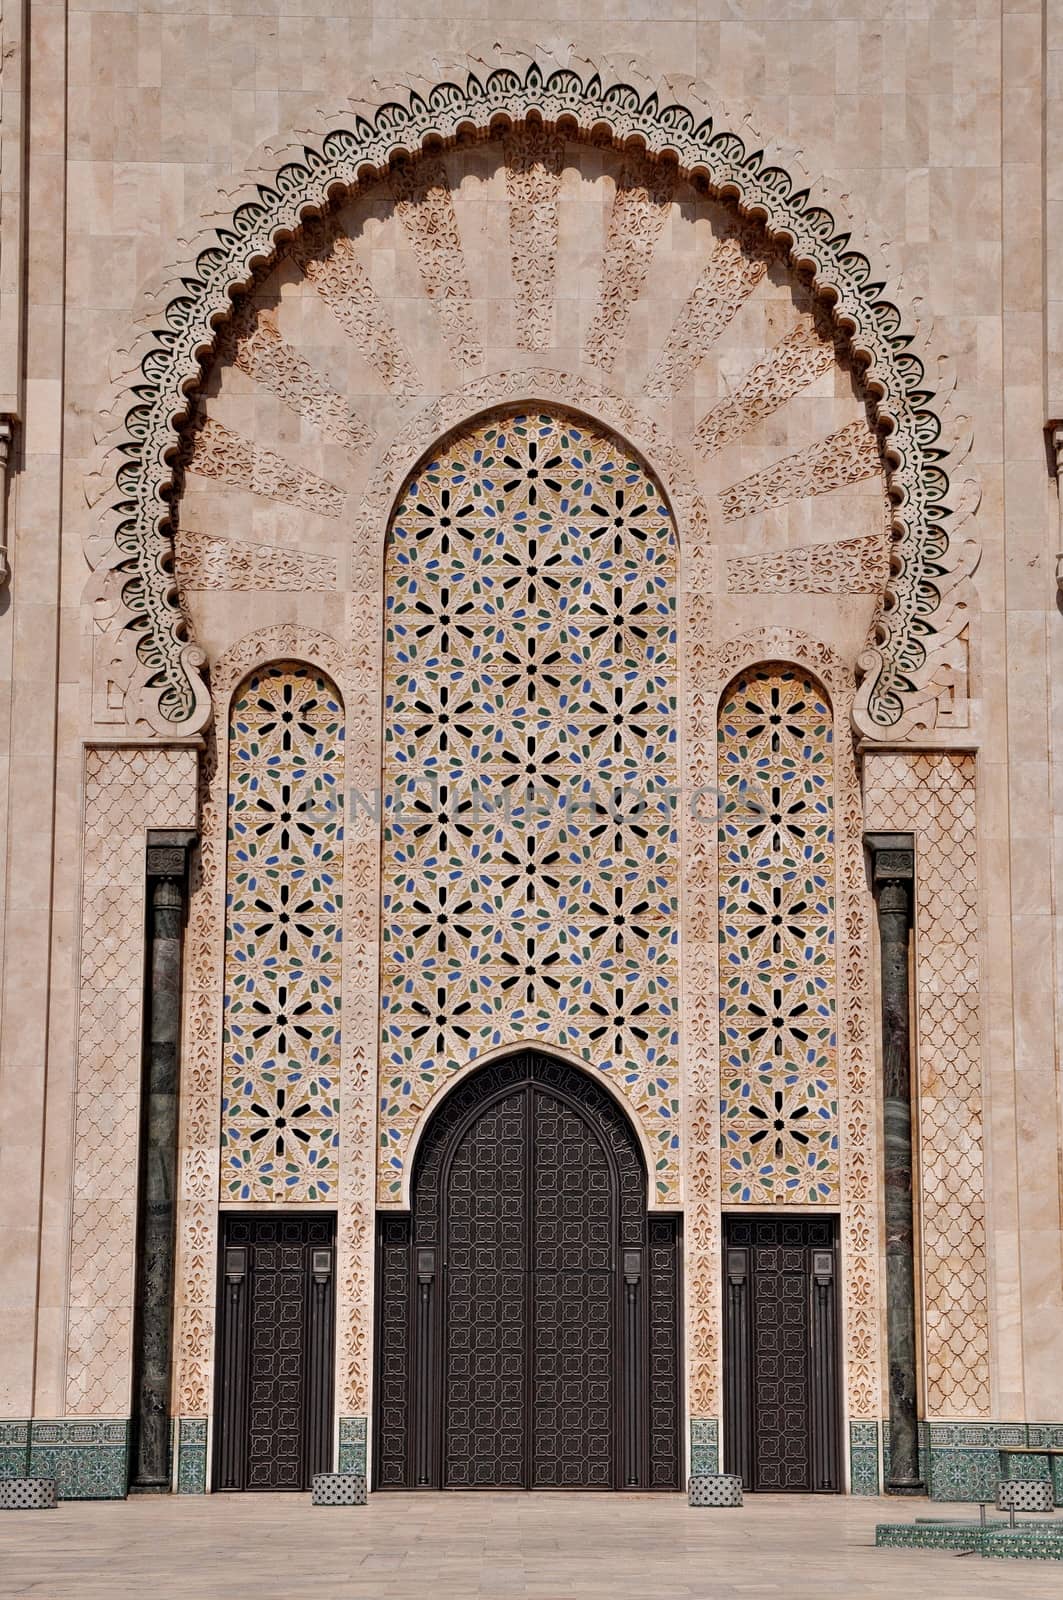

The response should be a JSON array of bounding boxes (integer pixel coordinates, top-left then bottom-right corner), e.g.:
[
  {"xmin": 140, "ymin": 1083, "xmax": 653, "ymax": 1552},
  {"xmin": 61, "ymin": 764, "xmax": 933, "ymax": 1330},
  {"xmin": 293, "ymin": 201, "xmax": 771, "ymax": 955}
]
[{"xmin": 86, "ymin": 60, "xmax": 978, "ymax": 743}]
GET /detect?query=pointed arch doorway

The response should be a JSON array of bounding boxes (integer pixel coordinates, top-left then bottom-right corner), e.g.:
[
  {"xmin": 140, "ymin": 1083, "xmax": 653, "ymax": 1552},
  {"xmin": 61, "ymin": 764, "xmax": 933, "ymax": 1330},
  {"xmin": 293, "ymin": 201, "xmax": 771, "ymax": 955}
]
[{"xmin": 374, "ymin": 1053, "xmax": 681, "ymax": 1490}]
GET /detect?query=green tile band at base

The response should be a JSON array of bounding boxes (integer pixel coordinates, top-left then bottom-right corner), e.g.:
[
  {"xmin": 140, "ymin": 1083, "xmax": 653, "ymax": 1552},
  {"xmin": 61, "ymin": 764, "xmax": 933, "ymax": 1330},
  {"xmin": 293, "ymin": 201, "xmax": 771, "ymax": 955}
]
[
  {"xmin": 858, "ymin": 1421, "xmax": 1063, "ymax": 1503},
  {"xmin": 27, "ymin": 1421, "xmax": 128, "ymax": 1500},
  {"xmin": 689, "ymin": 1419, "xmax": 719, "ymax": 1478},
  {"xmin": 176, "ymin": 1420, "xmax": 207, "ymax": 1495},
  {"xmin": 339, "ymin": 1417, "xmax": 367, "ymax": 1477},
  {"xmin": 849, "ymin": 1421, "xmax": 880, "ymax": 1496},
  {"xmin": 0, "ymin": 1423, "xmax": 30, "ymax": 1481}
]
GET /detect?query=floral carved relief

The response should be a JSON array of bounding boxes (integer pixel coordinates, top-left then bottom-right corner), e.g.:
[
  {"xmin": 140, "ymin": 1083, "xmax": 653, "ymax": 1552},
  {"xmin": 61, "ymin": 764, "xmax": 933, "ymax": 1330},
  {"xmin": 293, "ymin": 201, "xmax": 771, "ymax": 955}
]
[
  {"xmin": 287, "ymin": 216, "xmax": 420, "ymax": 396},
  {"xmin": 389, "ymin": 157, "xmax": 484, "ymax": 371},
  {"xmin": 644, "ymin": 224, "xmax": 775, "ymax": 400},
  {"xmin": 183, "ymin": 416, "xmax": 346, "ymax": 520},
  {"xmin": 175, "ymin": 528, "xmax": 338, "ymax": 592},
  {"xmin": 583, "ymin": 151, "xmax": 677, "ymax": 372},
  {"xmin": 215, "ymin": 302, "xmax": 374, "ymax": 453},
  {"xmin": 503, "ymin": 126, "xmax": 565, "ymax": 353},
  {"xmin": 720, "ymin": 420, "xmax": 882, "ymax": 523}
]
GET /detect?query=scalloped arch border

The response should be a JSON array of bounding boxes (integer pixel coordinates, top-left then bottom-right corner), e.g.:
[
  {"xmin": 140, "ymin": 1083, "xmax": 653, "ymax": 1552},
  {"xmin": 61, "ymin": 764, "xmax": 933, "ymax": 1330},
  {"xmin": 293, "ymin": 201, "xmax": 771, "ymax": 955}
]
[{"xmin": 89, "ymin": 61, "xmax": 978, "ymax": 738}]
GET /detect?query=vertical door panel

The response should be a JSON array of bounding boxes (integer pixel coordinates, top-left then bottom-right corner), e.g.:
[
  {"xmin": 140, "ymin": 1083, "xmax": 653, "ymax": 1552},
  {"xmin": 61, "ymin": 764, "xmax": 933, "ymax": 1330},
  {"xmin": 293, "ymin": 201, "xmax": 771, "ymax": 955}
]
[
  {"xmin": 531, "ymin": 1088, "xmax": 615, "ymax": 1488},
  {"xmin": 443, "ymin": 1087, "xmax": 528, "ymax": 1487},
  {"xmin": 724, "ymin": 1216, "xmax": 841, "ymax": 1494},
  {"xmin": 214, "ymin": 1215, "xmax": 335, "ymax": 1492}
]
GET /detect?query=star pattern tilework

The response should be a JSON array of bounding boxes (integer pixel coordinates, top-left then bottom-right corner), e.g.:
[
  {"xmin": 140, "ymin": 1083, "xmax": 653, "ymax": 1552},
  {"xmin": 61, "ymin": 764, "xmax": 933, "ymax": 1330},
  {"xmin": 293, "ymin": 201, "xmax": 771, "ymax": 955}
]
[
  {"xmin": 717, "ymin": 665, "xmax": 839, "ymax": 1203},
  {"xmin": 381, "ymin": 410, "xmax": 680, "ymax": 1201},
  {"xmin": 220, "ymin": 664, "xmax": 344, "ymax": 1200}
]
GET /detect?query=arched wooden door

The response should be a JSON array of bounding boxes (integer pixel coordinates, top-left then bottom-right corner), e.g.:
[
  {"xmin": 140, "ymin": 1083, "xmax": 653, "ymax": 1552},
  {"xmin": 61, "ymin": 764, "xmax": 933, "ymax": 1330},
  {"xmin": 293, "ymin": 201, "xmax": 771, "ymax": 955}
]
[{"xmin": 374, "ymin": 1053, "xmax": 681, "ymax": 1489}]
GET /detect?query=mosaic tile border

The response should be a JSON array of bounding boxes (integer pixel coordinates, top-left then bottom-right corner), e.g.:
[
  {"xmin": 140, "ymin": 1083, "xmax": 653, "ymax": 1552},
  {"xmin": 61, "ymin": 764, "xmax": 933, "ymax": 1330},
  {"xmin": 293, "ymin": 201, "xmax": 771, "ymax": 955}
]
[
  {"xmin": 339, "ymin": 1416, "xmax": 367, "ymax": 1476},
  {"xmin": 27, "ymin": 1420, "xmax": 128, "ymax": 1500},
  {"xmin": 849, "ymin": 1420, "xmax": 880, "ymax": 1496},
  {"xmin": 689, "ymin": 1418, "xmax": 719, "ymax": 1477},
  {"xmin": 0, "ymin": 1422, "xmax": 29, "ymax": 1481},
  {"xmin": 877, "ymin": 1521, "xmax": 1063, "ymax": 1562},
  {"xmin": 176, "ymin": 1419, "xmax": 207, "ymax": 1495}
]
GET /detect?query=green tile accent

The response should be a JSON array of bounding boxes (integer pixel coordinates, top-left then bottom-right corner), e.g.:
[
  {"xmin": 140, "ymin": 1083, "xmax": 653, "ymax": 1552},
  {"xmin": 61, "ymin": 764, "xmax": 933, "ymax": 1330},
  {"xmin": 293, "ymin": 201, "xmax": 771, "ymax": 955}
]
[
  {"xmin": 849, "ymin": 1421, "xmax": 879, "ymax": 1496},
  {"xmin": 999, "ymin": 1448, "xmax": 1052, "ymax": 1483},
  {"xmin": 28, "ymin": 1420, "xmax": 128, "ymax": 1500},
  {"xmin": 924, "ymin": 1421, "xmax": 1024, "ymax": 1502},
  {"xmin": 878, "ymin": 1520, "xmax": 1063, "ymax": 1560},
  {"xmin": 339, "ymin": 1416, "xmax": 367, "ymax": 1476},
  {"xmin": 0, "ymin": 1422, "xmax": 29, "ymax": 1481},
  {"xmin": 176, "ymin": 1419, "xmax": 207, "ymax": 1495},
  {"xmin": 689, "ymin": 1419, "xmax": 719, "ymax": 1477},
  {"xmin": 876, "ymin": 1522, "xmax": 983, "ymax": 1551},
  {"xmin": 982, "ymin": 1529, "xmax": 1063, "ymax": 1562}
]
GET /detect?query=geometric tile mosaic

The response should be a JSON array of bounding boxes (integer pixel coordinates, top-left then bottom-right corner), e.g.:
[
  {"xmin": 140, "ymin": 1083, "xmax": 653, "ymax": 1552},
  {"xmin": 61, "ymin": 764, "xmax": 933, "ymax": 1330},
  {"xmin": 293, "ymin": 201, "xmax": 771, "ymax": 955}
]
[
  {"xmin": 717, "ymin": 665, "xmax": 839, "ymax": 1202},
  {"xmin": 176, "ymin": 1419, "xmax": 207, "ymax": 1495},
  {"xmin": 381, "ymin": 410, "xmax": 679, "ymax": 1201},
  {"xmin": 27, "ymin": 1420, "xmax": 128, "ymax": 1500},
  {"xmin": 220, "ymin": 664, "xmax": 345, "ymax": 1201},
  {"xmin": 0, "ymin": 1422, "xmax": 29, "ymax": 1481},
  {"xmin": 849, "ymin": 1420, "xmax": 880, "ymax": 1496},
  {"xmin": 339, "ymin": 1416, "xmax": 367, "ymax": 1477},
  {"xmin": 689, "ymin": 1418, "xmax": 720, "ymax": 1477}
]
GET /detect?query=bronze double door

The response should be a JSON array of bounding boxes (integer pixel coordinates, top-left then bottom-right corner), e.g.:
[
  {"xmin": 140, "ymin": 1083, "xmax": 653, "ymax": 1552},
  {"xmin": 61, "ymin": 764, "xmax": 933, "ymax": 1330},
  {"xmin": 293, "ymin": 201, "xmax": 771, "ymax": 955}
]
[
  {"xmin": 723, "ymin": 1215, "xmax": 842, "ymax": 1493},
  {"xmin": 213, "ymin": 1214, "xmax": 335, "ymax": 1491},
  {"xmin": 375, "ymin": 1054, "xmax": 682, "ymax": 1490}
]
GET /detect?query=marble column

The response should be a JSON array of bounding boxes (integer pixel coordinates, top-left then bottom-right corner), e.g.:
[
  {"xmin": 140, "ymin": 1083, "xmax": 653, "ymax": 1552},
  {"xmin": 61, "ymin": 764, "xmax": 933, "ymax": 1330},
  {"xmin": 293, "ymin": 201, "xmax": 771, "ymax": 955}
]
[
  {"xmin": 866, "ymin": 832, "xmax": 925, "ymax": 1495},
  {"xmin": 130, "ymin": 830, "xmax": 196, "ymax": 1492}
]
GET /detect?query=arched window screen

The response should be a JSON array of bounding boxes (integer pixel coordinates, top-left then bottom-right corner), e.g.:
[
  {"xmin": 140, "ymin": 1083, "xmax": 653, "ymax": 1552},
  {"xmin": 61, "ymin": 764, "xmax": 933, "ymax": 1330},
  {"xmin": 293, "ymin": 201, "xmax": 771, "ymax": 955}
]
[
  {"xmin": 717, "ymin": 664, "xmax": 839, "ymax": 1204},
  {"xmin": 220, "ymin": 663, "xmax": 345, "ymax": 1201},
  {"xmin": 380, "ymin": 409, "xmax": 680, "ymax": 1202}
]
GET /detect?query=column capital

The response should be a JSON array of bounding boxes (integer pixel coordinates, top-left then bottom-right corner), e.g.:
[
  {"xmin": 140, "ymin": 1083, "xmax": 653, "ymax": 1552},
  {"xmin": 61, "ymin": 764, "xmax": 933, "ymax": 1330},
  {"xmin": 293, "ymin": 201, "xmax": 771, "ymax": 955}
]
[
  {"xmin": 864, "ymin": 831, "xmax": 914, "ymax": 886},
  {"xmin": 145, "ymin": 828, "xmax": 197, "ymax": 880}
]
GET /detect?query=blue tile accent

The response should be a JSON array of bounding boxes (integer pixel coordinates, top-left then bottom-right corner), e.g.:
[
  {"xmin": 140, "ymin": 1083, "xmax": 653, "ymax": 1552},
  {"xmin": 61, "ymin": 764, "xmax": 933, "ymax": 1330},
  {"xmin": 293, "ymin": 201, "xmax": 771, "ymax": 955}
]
[
  {"xmin": 0, "ymin": 1423, "xmax": 29, "ymax": 1481},
  {"xmin": 849, "ymin": 1420, "xmax": 879, "ymax": 1496},
  {"xmin": 338, "ymin": 1416, "xmax": 367, "ymax": 1477},
  {"xmin": 28, "ymin": 1420, "xmax": 128, "ymax": 1500},
  {"xmin": 176, "ymin": 1419, "xmax": 207, "ymax": 1495},
  {"xmin": 689, "ymin": 1418, "xmax": 719, "ymax": 1477}
]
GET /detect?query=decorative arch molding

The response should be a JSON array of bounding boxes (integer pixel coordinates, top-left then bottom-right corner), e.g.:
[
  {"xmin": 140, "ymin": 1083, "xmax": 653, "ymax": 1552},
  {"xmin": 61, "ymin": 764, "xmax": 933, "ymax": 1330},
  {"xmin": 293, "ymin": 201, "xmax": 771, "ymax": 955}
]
[
  {"xmin": 394, "ymin": 1040, "xmax": 662, "ymax": 1214},
  {"xmin": 85, "ymin": 59, "xmax": 978, "ymax": 742},
  {"xmin": 352, "ymin": 368, "xmax": 712, "ymax": 575}
]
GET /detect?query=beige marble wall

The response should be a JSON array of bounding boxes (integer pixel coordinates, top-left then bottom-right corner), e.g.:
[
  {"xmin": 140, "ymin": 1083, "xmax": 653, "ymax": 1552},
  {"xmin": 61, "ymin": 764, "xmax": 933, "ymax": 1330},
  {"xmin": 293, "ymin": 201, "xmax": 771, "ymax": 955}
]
[{"xmin": 0, "ymin": 0, "xmax": 1060, "ymax": 1436}]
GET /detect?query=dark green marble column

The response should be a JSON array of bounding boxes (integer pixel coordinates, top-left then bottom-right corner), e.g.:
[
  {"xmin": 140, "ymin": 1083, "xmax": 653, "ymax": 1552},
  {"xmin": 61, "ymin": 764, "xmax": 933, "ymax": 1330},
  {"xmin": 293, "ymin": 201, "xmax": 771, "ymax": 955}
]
[
  {"xmin": 866, "ymin": 833, "xmax": 925, "ymax": 1496},
  {"xmin": 130, "ymin": 831, "xmax": 195, "ymax": 1493}
]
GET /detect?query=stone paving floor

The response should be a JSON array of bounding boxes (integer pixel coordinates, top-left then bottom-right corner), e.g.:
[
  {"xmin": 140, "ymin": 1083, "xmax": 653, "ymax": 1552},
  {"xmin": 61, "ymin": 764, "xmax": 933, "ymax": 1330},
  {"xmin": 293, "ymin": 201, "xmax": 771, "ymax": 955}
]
[{"xmin": 0, "ymin": 1491, "xmax": 1059, "ymax": 1599}]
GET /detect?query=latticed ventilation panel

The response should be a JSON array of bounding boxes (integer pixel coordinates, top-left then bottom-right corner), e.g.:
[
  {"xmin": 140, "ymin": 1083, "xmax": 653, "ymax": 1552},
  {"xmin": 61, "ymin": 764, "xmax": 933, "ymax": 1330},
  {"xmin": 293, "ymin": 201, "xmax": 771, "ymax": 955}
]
[
  {"xmin": 380, "ymin": 410, "xmax": 680, "ymax": 1201},
  {"xmin": 716, "ymin": 666, "xmax": 839, "ymax": 1203},
  {"xmin": 220, "ymin": 664, "xmax": 345, "ymax": 1201}
]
